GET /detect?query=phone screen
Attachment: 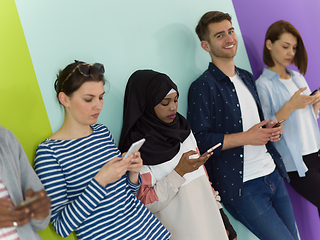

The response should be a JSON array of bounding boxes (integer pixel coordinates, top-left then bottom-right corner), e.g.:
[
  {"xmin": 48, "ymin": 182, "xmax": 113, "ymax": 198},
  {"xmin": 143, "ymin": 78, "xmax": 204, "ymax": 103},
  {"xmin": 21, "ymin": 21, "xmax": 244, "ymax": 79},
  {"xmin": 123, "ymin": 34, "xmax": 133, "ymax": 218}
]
[{"xmin": 123, "ymin": 138, "xmax": 146, "ymax": 160}]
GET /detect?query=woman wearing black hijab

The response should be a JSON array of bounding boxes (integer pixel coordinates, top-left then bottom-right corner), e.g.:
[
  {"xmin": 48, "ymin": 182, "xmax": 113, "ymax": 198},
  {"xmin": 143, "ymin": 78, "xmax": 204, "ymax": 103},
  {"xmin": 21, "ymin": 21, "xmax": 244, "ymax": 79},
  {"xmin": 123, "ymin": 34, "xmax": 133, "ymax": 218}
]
[{"xmin": 119, "ymin": 70, "xmax": 236, "ymax": 240}]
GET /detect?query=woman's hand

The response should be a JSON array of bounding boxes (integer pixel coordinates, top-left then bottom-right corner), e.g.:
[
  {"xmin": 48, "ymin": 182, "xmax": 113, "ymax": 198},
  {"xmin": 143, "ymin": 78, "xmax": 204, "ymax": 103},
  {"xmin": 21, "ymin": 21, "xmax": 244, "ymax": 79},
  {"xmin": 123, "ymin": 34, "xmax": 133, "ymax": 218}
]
[
  {"xmin": 127, "ymin": 152, "xmax": 143, "ymax": 184},
  {"xmin": 174, "ymin": 150, "xmax": 212, "ymax": 177},
  {"xmin": 275, "ymin": 87, "xmax": 315, "ymax": 125},
  {"xmin": 94, "ymin": 156, "xmax": 132, "ymax": 187},
  {"xmin": 287, "ymin": 87, "xmax": 314, "ymax": 111}
]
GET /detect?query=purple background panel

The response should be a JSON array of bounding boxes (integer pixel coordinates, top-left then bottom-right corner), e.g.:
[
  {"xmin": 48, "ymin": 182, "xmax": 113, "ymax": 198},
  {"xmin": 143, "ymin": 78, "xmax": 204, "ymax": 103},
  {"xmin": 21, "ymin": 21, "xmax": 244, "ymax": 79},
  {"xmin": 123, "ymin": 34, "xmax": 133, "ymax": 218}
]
[{"xmin": 232, "ymin": 0, "xmax": 320, "ymax": 239}]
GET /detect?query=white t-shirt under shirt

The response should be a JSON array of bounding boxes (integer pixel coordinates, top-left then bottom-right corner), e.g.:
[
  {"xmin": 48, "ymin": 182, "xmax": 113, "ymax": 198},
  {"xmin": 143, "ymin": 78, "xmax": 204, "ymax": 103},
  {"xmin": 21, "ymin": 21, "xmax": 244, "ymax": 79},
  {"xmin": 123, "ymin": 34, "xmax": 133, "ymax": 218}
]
[
  {"xmin": 229, "ymin": 74, "xmax": 275, "ymax": 182},
  {"xmin": 279, "ymin": 77, "xmax": 319, "ymax": 155}
]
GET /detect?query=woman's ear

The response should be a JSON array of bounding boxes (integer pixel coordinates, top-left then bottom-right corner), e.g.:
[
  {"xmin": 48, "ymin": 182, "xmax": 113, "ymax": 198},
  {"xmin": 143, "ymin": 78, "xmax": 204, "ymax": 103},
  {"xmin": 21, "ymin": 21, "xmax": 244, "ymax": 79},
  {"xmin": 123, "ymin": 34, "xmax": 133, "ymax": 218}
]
[
  {"xmin": 266, "ymin": 39, "xmax": 273, "ymax": 50},
  {"xmin": 58, "ymin": 92, "xmax": 70, "ymax": 108},
  {"xmin": 201, "ymin": 40, "xmax": 211, "ymax": 53}
]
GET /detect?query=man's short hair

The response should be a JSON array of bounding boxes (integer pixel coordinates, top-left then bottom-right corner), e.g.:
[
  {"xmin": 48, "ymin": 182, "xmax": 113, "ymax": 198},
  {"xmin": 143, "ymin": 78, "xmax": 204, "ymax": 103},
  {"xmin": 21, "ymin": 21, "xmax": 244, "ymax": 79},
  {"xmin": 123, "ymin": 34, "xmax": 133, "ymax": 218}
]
[{"xmin": 196, "ymin": 11, "xmax": 232, "ymax": 41}]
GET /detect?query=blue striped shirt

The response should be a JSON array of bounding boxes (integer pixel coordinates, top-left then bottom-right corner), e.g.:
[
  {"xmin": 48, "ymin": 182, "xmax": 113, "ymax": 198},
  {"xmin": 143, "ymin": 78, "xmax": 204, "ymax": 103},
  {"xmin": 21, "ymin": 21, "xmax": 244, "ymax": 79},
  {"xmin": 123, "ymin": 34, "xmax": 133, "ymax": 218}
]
[{"xmin": 34, "ymin": 124, "xmax": 170, "ymax": 240}]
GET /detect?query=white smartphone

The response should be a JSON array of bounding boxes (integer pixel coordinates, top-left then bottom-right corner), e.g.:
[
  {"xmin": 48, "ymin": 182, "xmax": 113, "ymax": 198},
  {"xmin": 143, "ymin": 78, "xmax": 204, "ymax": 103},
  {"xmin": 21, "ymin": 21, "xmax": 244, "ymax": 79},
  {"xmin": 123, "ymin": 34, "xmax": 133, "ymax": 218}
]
[
  {"xmin": 16, "ymin": 195, "xmax": 40, "ymax": 209},
  {"xmin": 123, "ymin": 138, "xmax": 146, "ymax": 160}
]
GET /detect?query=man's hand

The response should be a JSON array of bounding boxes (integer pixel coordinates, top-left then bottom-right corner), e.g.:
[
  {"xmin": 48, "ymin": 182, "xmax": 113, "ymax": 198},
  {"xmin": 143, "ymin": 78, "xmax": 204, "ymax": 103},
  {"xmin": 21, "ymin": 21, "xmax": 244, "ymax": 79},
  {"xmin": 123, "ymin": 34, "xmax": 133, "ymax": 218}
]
[
  {"xmin": 222, "ymin": 119, "xmax": 279, "ymax": 150},
  {"xmin": 0, "ymin": 198, "xmax": 31, "ymax": 228},
  {"xmin": 21, "ymin": 189, "xmax": 51, "ymax": 220},
  {"xmin": 245, "ymin": 119, "xmax": 280, "ymax": 145},
  {"xmin": 266, "ymin": 119, "xmax": 283, "ymax": 142}
]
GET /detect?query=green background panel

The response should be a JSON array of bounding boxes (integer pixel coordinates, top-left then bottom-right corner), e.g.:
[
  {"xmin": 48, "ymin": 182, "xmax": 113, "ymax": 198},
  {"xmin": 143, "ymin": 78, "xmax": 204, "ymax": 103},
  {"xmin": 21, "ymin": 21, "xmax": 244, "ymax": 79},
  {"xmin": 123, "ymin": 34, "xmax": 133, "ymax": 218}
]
[
  {"xmin": 0, "ymin": 1, "xmax": 76, "ymax": 239},
  {"xmin": 0, "ymin": 0, "xmax": 51, "ymax": 161}
]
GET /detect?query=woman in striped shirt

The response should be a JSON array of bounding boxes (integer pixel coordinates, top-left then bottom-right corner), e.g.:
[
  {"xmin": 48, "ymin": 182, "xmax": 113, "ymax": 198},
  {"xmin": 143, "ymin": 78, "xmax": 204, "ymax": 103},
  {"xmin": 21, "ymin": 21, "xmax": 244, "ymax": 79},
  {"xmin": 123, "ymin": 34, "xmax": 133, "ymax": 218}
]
[{"xmin": 34, "ymin": 61, "xmax": 171, "ymax": 240}]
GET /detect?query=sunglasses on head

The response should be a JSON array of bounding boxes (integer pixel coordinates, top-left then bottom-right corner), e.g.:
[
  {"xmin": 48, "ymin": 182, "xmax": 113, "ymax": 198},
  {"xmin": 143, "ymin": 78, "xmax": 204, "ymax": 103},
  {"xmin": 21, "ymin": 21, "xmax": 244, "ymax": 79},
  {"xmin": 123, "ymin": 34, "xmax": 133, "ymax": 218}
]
[{"xmin": 59, "ymin": 62, "xmax": 105, "ymax": 92}]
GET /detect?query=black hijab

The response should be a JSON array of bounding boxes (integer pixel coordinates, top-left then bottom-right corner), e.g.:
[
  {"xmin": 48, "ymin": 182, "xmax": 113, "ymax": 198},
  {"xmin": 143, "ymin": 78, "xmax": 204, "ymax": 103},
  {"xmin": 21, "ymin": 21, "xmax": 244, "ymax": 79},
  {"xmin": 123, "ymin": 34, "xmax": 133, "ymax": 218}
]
[{"xmin": 118, "ymin": 70, "xmax": 190, "ymax": 165}]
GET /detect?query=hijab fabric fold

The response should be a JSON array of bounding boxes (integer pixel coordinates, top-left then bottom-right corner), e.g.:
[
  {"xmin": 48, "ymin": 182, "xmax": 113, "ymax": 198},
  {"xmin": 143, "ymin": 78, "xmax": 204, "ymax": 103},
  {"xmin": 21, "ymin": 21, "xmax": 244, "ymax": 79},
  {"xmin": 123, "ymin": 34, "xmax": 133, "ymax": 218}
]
[{"xmin": 119, "ymin": 70, "xmax": 190, "ymax": 165}]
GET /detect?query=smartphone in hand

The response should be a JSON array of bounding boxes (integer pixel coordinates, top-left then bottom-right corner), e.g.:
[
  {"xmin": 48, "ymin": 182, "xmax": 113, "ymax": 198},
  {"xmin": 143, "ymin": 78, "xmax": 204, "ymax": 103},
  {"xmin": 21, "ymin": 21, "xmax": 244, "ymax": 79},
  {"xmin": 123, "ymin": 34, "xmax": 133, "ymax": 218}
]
[
  {"xmin": 16, "ymin": 195, "xmax": 40, "ymax": 209},
  {"xmin": 201, "ymin": 143, "xmax": 222, "ymax": 157},
  {"xmin": 272, "ymin": 119, "xmax": 285, "ymax": 128},
  {"xmin": 123, "ymin": 138, "xmax": 146, "ymax": 160},
  {"xmin": 310, "ymin": 87, "xmax": 320, "ymax": 96}
]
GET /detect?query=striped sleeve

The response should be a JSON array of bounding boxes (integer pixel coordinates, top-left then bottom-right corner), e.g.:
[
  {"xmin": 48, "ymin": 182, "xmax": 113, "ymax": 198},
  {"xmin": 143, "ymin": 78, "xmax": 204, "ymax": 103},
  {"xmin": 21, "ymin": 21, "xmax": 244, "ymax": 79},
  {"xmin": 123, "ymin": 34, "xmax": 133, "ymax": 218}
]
[
  {"xmin": 126, "ymin": 173, "xmax": 142, "ymax": 196},
  {"xmin": 34, "ymin": 144, "xmax": 108, "ymax": 237}
]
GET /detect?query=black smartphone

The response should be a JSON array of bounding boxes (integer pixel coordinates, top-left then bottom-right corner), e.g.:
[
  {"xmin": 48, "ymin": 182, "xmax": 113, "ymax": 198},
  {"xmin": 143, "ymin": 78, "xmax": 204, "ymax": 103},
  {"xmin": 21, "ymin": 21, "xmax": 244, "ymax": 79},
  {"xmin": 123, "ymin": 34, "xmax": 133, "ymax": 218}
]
[
  {"xmin": 310, "ymin": 87, "xmax": 320, "ymax": 96},
  {"xmin": 273, "ymin": 119, "xmax": 285, "ymax": 128}
]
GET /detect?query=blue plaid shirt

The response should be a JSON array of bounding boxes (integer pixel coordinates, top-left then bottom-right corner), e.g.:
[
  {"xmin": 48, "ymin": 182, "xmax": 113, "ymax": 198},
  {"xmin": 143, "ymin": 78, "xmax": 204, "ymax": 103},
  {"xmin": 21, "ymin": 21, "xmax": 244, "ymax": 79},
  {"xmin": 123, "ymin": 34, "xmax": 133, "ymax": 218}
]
[{"xmin": 187, "ymin": 62, "xmax": 289, "ymax": 204}]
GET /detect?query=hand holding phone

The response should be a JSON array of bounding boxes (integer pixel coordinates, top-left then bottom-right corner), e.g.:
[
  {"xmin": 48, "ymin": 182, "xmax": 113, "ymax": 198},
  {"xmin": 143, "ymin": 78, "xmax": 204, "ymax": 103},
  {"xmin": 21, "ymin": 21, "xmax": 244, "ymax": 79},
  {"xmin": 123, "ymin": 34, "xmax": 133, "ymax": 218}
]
[
  {"xmin": 16, "ymin": 195, "xmax": 40, "ymax": 209},
  {"xmin": 272, "ymin": 119, "xmax": 285, "ymax": 128},
  {"xmin": 123, "ymin": 138, "xmax": 146, "ymax": 160},
  {"xmin": 310, "ymin": 87, "xmax": 320, "ymax": 96}
]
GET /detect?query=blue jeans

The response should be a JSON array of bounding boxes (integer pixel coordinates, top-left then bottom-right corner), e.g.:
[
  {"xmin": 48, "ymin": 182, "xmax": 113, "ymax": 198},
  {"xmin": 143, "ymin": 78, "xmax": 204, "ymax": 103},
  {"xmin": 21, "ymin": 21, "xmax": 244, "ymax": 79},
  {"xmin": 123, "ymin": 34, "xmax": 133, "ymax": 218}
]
[{"xmin": 224, "ymin": 169, "xmax": 299, "ymax": 240}]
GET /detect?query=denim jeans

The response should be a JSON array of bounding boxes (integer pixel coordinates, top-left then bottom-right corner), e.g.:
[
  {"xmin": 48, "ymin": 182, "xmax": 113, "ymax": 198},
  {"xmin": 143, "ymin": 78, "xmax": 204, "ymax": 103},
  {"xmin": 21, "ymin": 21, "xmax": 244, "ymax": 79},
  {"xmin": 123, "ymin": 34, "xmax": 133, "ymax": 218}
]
[{"xmin": 224, "ymin": 169, "xmax": 299, "ymax": 240}]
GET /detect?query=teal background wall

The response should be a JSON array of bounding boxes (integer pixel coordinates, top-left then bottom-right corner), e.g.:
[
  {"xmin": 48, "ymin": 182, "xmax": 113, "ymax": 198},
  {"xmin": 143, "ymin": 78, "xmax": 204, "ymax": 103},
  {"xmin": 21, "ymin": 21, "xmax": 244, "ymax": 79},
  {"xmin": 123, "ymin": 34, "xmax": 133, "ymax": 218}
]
[{"xmin": 15, "ymin": 0, "xmax": 251, "ymax": 143}]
